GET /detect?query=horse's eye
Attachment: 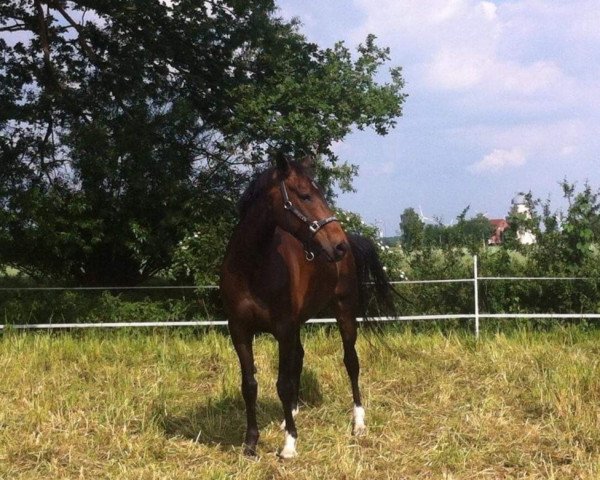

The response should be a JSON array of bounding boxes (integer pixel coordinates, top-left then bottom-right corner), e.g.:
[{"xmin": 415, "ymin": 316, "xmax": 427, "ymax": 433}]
[{"xmin": 299, "ymin": 193, "xmax": 312, "ymax": 202}]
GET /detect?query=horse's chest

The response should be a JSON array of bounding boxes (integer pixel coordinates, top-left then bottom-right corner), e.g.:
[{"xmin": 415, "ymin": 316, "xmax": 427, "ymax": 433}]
[{"xmin": 247, "ymin": 259, "xmax": 337, "ymax": 319}]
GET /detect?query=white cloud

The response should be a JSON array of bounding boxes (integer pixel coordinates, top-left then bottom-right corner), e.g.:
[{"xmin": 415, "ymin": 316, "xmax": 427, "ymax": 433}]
[
  {"xmin": 560, "ymin": 145, "xmax": 576, "ymax": 157},
  {"xmin": 353, "ymin": 0, "xmax": 500, "ymax": 57},
  {"xmin": 426, "ymin": 51, "xmax": 571, "ymax": 106},
  {"xmin": 455, "ymin": 120, "xmax": 589, "ymax": 159},
  {"xmin": 480, "ymin": 1, "xmax": 497, "ymax": 21},
  {"xmin": 426, "ymin": 49, "xmax": 490, "ymax": 90},
  {"xmin": 469, "ymin": 148, "xmax": 525, "ymax": 174},
  {"xmin": 353, "ymin": 0, "xmax": 599, "ymax": 112}
]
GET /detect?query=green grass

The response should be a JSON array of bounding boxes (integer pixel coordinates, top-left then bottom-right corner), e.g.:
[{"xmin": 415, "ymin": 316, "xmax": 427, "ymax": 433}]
[{"xmin": 1, "ymin": 326, "xmax": 600, "ymax": 479}]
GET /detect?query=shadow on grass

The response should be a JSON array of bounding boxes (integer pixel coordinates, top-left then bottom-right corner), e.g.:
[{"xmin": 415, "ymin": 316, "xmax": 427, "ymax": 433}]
[
  {"xmin": 159, "ymin": 368, "xmax": 324, "ymax": 449},
  {"xmin": 160, "ymin": 396, "xmax": 280, "ymax": 448}
]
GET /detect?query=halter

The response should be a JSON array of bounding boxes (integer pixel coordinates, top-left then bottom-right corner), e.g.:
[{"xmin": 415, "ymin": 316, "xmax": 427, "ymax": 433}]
[{"xmin": 280, "ymin": 180, "xmax": 339, "ymax": 261}]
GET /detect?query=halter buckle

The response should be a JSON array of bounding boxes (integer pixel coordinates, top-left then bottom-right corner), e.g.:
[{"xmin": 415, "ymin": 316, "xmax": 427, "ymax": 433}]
[{"xmin": 309, "ymin": 221, "xmax": 320, "ymax": 234}]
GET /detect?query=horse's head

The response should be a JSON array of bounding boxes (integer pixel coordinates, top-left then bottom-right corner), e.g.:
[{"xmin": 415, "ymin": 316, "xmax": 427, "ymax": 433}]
[{"xmin": 270, "ymin": 154, "xmax": 349, "ymax": 262}]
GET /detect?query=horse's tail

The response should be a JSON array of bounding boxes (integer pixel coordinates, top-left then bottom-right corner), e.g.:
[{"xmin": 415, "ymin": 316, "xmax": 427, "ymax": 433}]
[{"xmin": 347, "ymin": 233, "xmax": 399, "ymax": 326}]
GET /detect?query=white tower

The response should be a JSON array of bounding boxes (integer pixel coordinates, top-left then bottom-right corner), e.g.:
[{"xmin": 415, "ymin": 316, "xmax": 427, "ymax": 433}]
[{"xmin": 511, "ymin": 194, "xmax": 536, "ymax": 245}]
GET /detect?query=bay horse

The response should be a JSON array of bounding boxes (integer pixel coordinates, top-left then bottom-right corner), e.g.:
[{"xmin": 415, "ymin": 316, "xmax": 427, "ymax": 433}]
[{"xmin": 220, "ymin": 154, "xmax": 395, "ymax": 458}]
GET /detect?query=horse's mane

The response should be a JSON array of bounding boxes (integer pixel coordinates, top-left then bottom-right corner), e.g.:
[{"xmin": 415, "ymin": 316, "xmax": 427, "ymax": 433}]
[
  {"xmin": 237, "ymin": 161, "xmax": 311, "ymax": 219},
  {"xmin": 237, "ymin": 167, "xmax": 273, "ymax": 219}
]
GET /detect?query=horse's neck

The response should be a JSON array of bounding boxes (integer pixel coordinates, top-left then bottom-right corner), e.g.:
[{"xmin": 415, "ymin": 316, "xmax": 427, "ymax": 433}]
[{"xmin": 228, "ymin": 204, "xmax": 276, "ymax": 267}]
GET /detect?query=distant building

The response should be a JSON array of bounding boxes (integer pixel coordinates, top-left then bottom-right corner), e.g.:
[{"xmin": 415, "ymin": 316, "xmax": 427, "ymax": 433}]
[
  {"xmin": 510, "ymin": 194, "xmax": 536, "ymax": 245},
  {"xmin": 486, "ymin": 195, "xmax": 537, "ymax": 246},
  {"xmin": 488, "ymin": 218, "xmax": 509, "ymax": 245}
]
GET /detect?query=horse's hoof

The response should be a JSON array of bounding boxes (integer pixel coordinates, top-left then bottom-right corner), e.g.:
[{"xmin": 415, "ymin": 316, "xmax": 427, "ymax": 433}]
[
  {"xmin": 277, "ymin": 432, "xmax": 297, "ymax": 459},
  {"xmin": 352, "ymin": 405, "xmax": 366, "ymax": 436},
  {"xmin": 277, "ymin": 447, "xmax": 298, "ymax": 459},
  {"xmin": 243, "ymin": 443, "xmax": 258, "ymax": 456}
]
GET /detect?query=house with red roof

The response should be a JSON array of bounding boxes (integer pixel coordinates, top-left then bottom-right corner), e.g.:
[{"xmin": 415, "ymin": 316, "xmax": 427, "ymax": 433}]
[{"xmin": 488, "ymin": 218, "xmax": 509, "ymax": 245}]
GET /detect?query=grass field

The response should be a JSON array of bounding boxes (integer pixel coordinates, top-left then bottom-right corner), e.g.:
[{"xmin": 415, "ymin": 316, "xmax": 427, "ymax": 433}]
[{"xmin": 1, "ymin": 326, "xmax": 600, "ymax": 479}]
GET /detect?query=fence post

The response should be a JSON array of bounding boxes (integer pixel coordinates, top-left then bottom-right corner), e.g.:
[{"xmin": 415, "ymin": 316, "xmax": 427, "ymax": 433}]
[{"xmin": 473, "ymin": 254, "xmax": 480, "ymax": 338}]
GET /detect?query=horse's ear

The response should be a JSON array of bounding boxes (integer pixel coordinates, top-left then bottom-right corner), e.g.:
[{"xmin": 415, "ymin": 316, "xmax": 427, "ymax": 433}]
[
  {"xmin": 275, "ymin": 152, "xmax": 290, "ymax": 174},
  {"xmin": 299, "ymin": 155, "xmax": 316, "ymax": 176}
]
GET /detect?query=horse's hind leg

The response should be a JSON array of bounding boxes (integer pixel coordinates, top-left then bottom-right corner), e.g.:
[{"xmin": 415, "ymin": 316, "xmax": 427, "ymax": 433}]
[
  {"xmin": 230, "ymin": 327, "xmax": 259, "ymax": 455},
  {"xmin": 335, "ymin": 304, "xmax": 366, "ymax": 436},
  {"xmin": 276, "ymin": 327, "xmax": 300, "ymax": 458}
]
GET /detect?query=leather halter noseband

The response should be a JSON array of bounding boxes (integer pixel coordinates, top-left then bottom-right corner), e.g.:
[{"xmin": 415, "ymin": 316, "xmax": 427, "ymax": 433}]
[{"xmin": 280, "ymin": 180, "xmax": 339, "ymax": 261}]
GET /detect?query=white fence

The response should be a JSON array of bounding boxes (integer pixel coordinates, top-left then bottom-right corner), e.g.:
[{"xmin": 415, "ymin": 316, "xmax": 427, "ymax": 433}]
[{"xmin": 1, "ymin": 255, "xmax": 599, "ymax": 337}]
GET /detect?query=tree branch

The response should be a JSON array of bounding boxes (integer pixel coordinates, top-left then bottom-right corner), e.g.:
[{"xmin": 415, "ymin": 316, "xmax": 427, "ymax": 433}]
[
  {"xmin": 34, "ymin": 0, "xmax": 52, "ymax": 68},
  {"xmin": 50, "ymin": 0, "xmax": 101, "ymax": 64},
  {"xmin": 38, "ymin": 117, "xmax": 57, "ymax": 186},
  {"xmin": 0, "ymin": 23, "xmax": 27, "ymax": 32}
]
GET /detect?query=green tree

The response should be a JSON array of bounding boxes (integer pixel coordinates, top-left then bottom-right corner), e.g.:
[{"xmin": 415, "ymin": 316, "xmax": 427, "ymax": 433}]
[
  {"xmin": 451, "ymin": 208, "xmax": 494, "ymax": 254},
  {"xmin": 559, "ymin": 181, "xmax": 599, "ymax": 265},
  {"xmin": 501, "ymin": 182, "xmax": 600, "ymax": 273},
  {"xmin": 423, "ymin": 222, "xmax": 448, "ymax": 248},
  {"xmin": 399, "ymin": 207, "xmax": 424, "ymax": 252},
  {"xmin": 421, "ymin": 207, "xmax": 493, "ymax": 252},
  {"xmin": 0, "ymin": 0, "xmax": 406, "ymax": 284}
]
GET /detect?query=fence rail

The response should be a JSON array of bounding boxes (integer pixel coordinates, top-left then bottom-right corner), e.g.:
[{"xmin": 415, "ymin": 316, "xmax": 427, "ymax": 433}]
[
  {"xmin": 2, "ymin": 255, "xmax": 599, "ymax": 336},
  {"xmin": 0, "ymin": 285, "xmax": 217, "ymax": 291}
]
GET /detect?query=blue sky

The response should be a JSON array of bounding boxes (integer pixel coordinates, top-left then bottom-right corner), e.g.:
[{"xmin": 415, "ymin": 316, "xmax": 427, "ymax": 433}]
[{"xmin": 279, "ymin": 0, "xmax": 600, "ymax": 236}]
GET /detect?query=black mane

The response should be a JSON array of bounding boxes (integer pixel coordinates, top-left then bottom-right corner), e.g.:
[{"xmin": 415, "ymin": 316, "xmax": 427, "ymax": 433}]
[
  {"xmin": 237, "ymin": 167, "xmax": 274, "ymax": 219},
  {"xmin": 237, "ymin": 161, "xmax": 313, "ymax": 219}
]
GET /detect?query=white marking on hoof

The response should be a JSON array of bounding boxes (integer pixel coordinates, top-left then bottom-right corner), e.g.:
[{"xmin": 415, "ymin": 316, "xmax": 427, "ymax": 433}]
[
  {"xmin": 279, "ymin": 406, "xmax": 299, "ymax": 430},
  {"xmin": 278, "ymin": 431, "xmax": 298, "ymax": 459},
  {"xmin": 352, "ymin": 405, "xmax": 366, "ymax": 436}
]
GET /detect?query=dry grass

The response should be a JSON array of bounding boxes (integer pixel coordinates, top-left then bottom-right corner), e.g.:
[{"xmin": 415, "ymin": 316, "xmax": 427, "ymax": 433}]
[{"xmin": 1, "ymin": 326, "xmax": 600, "ymax": 479}]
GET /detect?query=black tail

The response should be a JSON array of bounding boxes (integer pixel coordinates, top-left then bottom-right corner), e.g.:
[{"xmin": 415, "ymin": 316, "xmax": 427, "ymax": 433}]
[{"xmin": 348, "ymin": 233, "xmax": 399, "ymax": 324}]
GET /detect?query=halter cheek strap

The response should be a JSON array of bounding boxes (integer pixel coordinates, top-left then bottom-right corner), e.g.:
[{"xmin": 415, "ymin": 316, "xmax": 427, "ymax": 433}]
[{"xmin": 280, "ymin": 181, "xmax": 339, "ymax": 260}]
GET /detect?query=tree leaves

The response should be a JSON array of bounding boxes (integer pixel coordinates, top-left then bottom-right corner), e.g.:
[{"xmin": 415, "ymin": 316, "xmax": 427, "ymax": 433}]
[{"xmin": 0, "ymin": 0, "xmax": 406, "ymax": 284}]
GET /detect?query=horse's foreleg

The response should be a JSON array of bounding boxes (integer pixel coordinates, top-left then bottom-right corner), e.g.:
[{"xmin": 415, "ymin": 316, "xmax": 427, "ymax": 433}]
[
  {"xmin": 280, "ymin": 335, "xmax": 303, "ymax": 430},
  {"xmin": 335, "ymin": 307, "xmax": 366, "ymax": 436},
  {"xmin": 231, "ymin": 328, "xmax": 259, "ymax": 455},
  {"xmin": 276, "ymin": 327, "xmax": 300, "ymax": 458}
]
